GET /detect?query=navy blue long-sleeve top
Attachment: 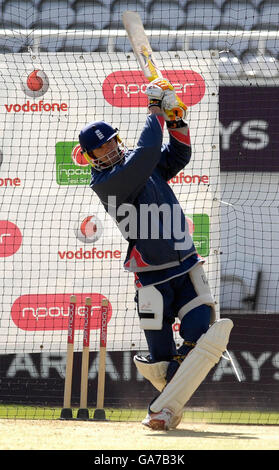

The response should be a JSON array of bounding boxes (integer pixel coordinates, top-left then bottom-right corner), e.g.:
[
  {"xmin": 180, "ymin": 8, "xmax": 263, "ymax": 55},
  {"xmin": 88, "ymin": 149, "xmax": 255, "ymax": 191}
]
[{"xmin": 90, "ymin": 114, "xmax": 198, "ymax": 277}]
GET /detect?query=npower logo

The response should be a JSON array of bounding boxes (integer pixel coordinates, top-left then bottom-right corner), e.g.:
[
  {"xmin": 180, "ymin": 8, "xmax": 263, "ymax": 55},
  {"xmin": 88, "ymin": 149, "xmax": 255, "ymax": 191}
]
[
  {"xmin": 103, "ymin": 70, "xmax": 206, "ymax": 108},
  {"xmin": 0, "ymin": 220, "xmax": 22, "ymax": 257},
  {"xmin": 187, "ymin": 214, "xmax": 210, "ymax": 257},
  {"xmin": 11, "ymin": 293, "xmax": 112, "ymax": 331},
  {"xmin": 56, "ymin": 141, "xmax": 90, "ymax": 186}
]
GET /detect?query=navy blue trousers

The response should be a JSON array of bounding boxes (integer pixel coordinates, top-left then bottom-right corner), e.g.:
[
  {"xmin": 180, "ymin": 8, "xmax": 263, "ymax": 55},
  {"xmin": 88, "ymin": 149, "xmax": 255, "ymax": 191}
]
[{"xmin": 136, "ymin": 271, "xmax": 211, "ymax": 381}]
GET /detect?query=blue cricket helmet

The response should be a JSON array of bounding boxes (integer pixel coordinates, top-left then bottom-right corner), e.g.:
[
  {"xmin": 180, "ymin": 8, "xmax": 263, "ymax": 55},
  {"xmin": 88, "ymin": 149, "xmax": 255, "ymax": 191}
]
[
  {"xmin": 79, "ymin": 121, "xmax": 124, "ymax": 170},
  {"xmin": 79, "ymin": 121, "xmax": 118, "ymax": 154}
]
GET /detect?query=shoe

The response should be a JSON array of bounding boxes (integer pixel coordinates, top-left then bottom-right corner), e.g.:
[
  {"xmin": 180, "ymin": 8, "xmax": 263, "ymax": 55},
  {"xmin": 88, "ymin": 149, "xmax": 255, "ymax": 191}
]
[{"xmin": 142, "ymin": 408, "xmax": 182, "ymax": 431}]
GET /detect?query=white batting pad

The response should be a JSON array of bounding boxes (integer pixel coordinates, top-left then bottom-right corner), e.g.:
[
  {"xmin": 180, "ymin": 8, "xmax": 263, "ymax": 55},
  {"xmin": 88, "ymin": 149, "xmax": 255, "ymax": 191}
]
[
  {"xmin": 138, "ymin": 285, "xmax": 164, "ymax": 330},
  {"xmin": 133, "ymin": 355, "xmax": 169, "ymax": 391},
  {"xmin": 178, "ymin": 263, "xmax": 217, "ymax": 324},
  {"xmin": 150, "ymin": 319, "xmax": 234, "ymax": 414}
]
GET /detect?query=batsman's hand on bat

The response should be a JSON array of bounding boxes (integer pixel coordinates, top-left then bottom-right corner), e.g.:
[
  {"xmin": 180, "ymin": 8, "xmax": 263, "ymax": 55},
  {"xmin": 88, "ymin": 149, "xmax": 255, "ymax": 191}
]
[
  {"xmin": 145, "ymin": 78, "xmax": 188, "ymax": 123},
  {"xmin": 162, "ymin": 90, "xmax": 188, "ymax": 122},
  {"xmin": 145, "ymin": 78, "xmax": 173, "ymax": 108}
]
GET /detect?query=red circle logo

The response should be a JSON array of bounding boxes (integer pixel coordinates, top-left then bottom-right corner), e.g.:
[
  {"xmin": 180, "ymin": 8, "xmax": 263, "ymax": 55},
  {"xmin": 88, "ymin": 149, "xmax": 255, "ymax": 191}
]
[
  {"xmin": 27, "ymin": 71, "xmax": 44, "ymax": 91},
  {"xmin": 71, "ymin": 144, "xmax": 89, "ymax": 167},
  {"xmin": 21, "ymin": 70, "xmax": 49, "ymax": 98},
  {"xmin": 75, "ymin": 215, "xmax": 103, "ymax": 244},
  {"xmin": 186, "ymin": 216, "xmax": 195, "ymax": 236},
  {"xmin": 0, "ymin": 221, "xmax": 22, "ymax": 257}
]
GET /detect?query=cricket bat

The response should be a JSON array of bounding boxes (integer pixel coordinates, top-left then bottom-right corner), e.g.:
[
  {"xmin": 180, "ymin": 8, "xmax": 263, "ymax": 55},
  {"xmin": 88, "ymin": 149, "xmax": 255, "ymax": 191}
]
[
  {"xmin": 122, "ymin": 10, "xmax": 162, "ymax": 82},
  {"xmin": 123, "ymin": 11, "xmax": 188, "ymax": 120}
]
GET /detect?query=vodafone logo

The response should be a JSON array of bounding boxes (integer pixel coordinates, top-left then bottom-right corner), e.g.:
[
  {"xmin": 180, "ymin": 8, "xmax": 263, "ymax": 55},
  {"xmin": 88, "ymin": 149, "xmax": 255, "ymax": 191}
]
[
  {"xmin": 59, "ymin": 214, "xmax": 121, "ymax": 260},
  {"xmin": 75, "ymin": 215, "xmax": 103, "ymax": 244},
  {"xmin": 168, "ymin": 171, "xmax": 209, "ymax": 185},
  {"xmin": 21, "ymin": 70, "xmax": 49, "ymax": 98},
  {"xmin": 4, "ymin": 69, "xmax": 68, "ymax": 113},
  {"xmin": 103, "ymin": 70, "xmax": 206, "ymax": 108},
  {"xmin": 0, "ymin": 220, "xmax": 22, "ymax": 257},
  {"xmin": 71, "ymin": 144, "xmax": 89, "ymax": 167},
  {"xmin": 11, "ymin": 293, "xmax": 112, "ymax": 331}
]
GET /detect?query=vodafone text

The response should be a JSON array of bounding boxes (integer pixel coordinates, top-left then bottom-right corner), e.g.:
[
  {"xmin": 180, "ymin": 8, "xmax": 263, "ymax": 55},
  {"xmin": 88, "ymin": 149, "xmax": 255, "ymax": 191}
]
[
  {"xmin": 58, "ymin": 247, "xmax": 121, "ymax": 260},
  {"xmin": 0, "ymin": 177, "xmax": 21, "ymax": 187},
  {"xmin": 4, "ymin": 101, "xmax": 68, "ymax": 113},
  {"xmin": 168, "ymin": 171, "xmax": 209, "ymax": 185}
]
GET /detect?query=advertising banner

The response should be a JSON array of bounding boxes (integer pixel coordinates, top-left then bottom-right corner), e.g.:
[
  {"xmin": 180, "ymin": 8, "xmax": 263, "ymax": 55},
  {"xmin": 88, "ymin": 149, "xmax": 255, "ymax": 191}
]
[
  {"xmin": 220, "ymin": 86, "xmax": 279, "ymax": 172},
  {"xmin": 1, "ymin": 314, "xmax": 279, "ymax": 412}
]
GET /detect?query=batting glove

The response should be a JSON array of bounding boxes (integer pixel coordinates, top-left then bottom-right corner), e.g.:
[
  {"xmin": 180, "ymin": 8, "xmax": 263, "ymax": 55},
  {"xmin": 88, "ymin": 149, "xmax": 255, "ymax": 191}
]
[
  {"xmin": 162, "ymin": 89, "xmax": 188, "ymax": 121},
  {"xmin": 145, "ymin": 78, "xmax": 174, "ymax": 109}
]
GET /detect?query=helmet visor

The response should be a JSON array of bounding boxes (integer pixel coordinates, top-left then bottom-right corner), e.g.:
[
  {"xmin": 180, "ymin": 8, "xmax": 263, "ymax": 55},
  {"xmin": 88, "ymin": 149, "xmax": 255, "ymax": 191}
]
[{"xmin": 83, "ymin": 137, "xmax": 125, "ymax": 170}]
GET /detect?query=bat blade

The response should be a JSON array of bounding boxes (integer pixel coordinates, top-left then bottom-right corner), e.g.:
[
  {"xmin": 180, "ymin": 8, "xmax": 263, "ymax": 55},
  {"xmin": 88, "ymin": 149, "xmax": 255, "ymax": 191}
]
[{"xmin": 122, "ymin": 10, "xmax": 162, "ymax": 82}]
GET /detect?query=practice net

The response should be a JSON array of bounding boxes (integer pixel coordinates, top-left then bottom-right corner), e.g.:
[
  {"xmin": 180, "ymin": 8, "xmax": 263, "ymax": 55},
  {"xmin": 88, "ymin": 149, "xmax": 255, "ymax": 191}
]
[{"xmin": 0, "ymin": 0, "xmax": 279, "ymax": 424}]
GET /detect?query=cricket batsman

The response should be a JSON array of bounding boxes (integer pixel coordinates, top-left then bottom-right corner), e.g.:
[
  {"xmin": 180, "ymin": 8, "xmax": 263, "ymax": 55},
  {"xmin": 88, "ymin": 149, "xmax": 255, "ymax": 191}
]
[{"xmin": 79, "ymin": 78, "xmax": 233, "ymax": 430}]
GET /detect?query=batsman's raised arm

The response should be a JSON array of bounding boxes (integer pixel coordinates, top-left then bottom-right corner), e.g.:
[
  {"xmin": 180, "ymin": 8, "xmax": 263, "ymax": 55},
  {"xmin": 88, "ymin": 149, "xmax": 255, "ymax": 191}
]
[{"xmin": 145, "ymin": 78, "xmax": 192, "ymax": 181}]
